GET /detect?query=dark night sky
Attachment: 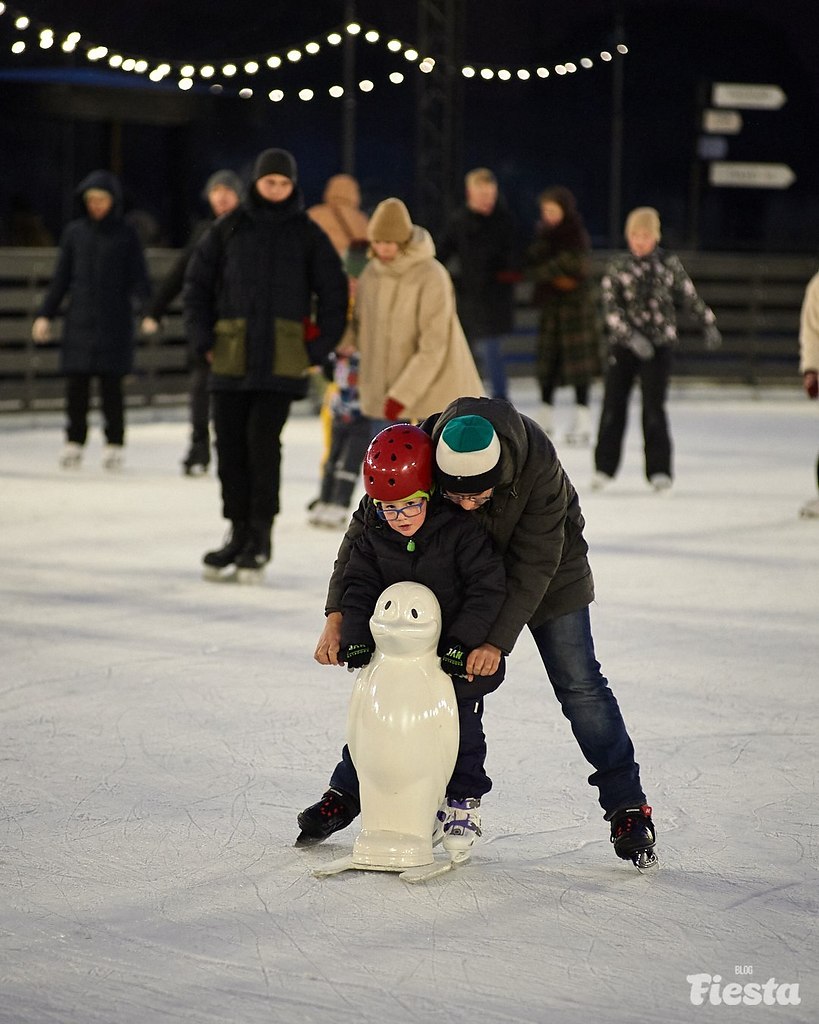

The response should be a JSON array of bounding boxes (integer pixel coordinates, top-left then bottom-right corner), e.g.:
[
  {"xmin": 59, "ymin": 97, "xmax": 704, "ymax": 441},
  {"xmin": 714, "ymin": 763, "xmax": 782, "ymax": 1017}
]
[{"xmin": 1, "ymin": 0, "xmax": 817, "ymax": 252}]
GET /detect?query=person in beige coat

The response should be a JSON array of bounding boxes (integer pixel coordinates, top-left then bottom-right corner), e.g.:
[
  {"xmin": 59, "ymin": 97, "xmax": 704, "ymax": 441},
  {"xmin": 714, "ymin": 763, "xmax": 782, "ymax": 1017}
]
[
  {"xmin": 798, "ymin": 269, "xmax": 819, "ymax": 518},
  {"xmin": 352, "ymin": 197, "xmax": 484, "ymax": 423},
  {"xmin": 307, "ymin": 174, "xmax": 370, "ymax": 276}
]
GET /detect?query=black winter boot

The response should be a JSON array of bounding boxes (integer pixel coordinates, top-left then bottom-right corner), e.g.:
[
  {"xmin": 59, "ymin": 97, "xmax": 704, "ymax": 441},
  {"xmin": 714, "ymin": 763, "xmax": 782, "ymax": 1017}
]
[{"xmin": 202, "ymin": 522, "xmax": 248, "ymax": 579}]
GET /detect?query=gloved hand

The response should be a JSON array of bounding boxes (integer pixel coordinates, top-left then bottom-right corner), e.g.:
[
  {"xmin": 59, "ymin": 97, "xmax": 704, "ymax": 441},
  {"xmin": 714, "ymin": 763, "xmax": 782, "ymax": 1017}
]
[
  {"xmin": 704, "ymin": 324, "xmax": 722, "ymax": 350},
  {"xmin": 32, "ymin": 316, "xmax": 51, "ymax": 343},
  {"xmin": 805, "ymin": 370, "xmax": 819, "ymax": 400},
  {"xmin": 439, "ymin": 639, "xmax": 468, "ymax": 677},
  {"xmin": 624, "ymin": 330, "xmax": 654, "ymax": 361},
  {"xmin": 341, "ymin": 642, "xmax": 374, "ymax": 669},
  {"xmin": 141, "ymin": 316, "xmax": 160, "ymax": 335},
  {"xmin": 383, "ymin": 397, "xmax": 405, "ymax": 421}
]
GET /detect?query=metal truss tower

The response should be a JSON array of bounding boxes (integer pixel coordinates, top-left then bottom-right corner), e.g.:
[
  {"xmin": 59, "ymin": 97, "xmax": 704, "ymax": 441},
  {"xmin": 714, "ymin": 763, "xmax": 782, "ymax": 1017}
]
[{"xmin": 414, "ymin": 0, "xmax": 465, "ymax": 238}]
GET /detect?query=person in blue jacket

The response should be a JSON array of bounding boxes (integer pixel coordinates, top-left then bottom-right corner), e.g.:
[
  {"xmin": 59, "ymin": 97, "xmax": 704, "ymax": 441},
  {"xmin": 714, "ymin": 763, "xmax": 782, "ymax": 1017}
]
[
  {"xmin": 184, "ymin": 148, "xmax": 348, "ymax": 581},
  {"xmin": 32, "ymin": 170, "xmax": 151, "ymax": 471}
]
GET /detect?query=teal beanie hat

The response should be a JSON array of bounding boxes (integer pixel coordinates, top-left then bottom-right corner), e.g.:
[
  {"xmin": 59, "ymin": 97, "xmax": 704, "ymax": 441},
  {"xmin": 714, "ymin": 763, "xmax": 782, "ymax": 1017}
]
[{"xmin": 435, "ymin": 415, "xmax": 503, "ymax": 492}]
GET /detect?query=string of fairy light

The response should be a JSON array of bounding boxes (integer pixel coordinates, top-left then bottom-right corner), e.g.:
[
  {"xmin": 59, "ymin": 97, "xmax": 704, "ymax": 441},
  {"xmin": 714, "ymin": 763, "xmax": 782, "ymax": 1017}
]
[{"xmin": 0, "ymin": 3, "xmax": 628, "ymax": 103}]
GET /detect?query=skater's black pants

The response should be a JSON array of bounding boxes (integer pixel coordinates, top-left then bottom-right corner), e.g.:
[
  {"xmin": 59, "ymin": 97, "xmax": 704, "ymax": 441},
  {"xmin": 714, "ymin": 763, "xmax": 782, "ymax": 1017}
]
[
  {"xmin": 319, "ymin": 415, "xmax": 382, "ymax": 508},
  {"xmin": 594, "ymin": 345, "xmax": 673, "ymax": 480},
  {"xmin": 329, "ymin": 660, "xmax": 506, "ymax": 802},
  {"xmin": 188, "ymin": 357, "xmax": 211, "ymax": 449},
  {"xmin": 212, "ymin": 390, "xmax": 293, "ymax": 525},
  {"xmin": 65, "ymin": 373, "xmax": 124, "ymax": 446}
]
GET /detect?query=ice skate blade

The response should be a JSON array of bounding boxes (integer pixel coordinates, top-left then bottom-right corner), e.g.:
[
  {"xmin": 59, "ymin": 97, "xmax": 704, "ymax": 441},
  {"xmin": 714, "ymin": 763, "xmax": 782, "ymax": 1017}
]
[
  {"xmin": 183, "ymin": 464, "xmax": 209, "ymax": 477},
  {"xmin": 202, "ymin": 565, "xmax": 237, "ymax": 583},
  {"xmin": 632, "ymin": 849, "xmax": 659, "ymax": 871},
  {"xmin": 235, "ymin": 566, "xmax": 266, "ymax": 585}
]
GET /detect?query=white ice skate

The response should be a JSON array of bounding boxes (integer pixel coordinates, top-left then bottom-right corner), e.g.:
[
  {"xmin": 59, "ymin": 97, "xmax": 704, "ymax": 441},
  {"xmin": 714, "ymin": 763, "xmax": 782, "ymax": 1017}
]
[
  {"xmin": 564, "ymin": 405, "xmax": 591, "ymax": 446},
  {"xmin": 60, "ymin": 442, "xmax": 83, "ymax": 469},
  {"xmin": 102, "ymin": 445, "xmax": 124, "ymax": 471},
  {"xmin": 442, "ymin": 797, "xmax": 482, "ymax": 863}
]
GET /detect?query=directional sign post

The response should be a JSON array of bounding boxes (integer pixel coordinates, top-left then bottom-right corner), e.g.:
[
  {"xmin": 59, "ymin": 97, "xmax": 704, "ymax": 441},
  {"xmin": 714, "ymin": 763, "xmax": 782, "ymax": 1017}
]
[
  {"xmin": 708, "ymin": 162, "xmax": 796, "ymax": 189},
  {"xmin": 712, "ymin": 83, "xmax": 787, "ymax": 110}
]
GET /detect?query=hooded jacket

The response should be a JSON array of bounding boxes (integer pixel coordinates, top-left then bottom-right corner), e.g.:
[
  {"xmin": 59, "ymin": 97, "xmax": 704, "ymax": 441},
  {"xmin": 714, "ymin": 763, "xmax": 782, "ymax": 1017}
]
[
  {"xmin": 326, "ymin": 397, "xmax": 594, "ymax": 653},
  {"xmin": 351, "ymin": 225, "xmax": 484, "ymax": 419},
  {"xmin": 341, "ymin": 498, "xmax": 507, "ymax": 655},
  {"xmin": 36, "ymin": 170, "xmax": 151, "ymax": 376},
  {"xmin": 183, "ymin": 183, "xmax": 348, "ymax": 397}
]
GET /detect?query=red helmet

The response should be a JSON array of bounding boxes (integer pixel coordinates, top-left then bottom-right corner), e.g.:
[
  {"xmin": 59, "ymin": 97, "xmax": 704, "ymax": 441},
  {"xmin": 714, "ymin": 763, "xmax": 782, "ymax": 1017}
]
[{"xmin": 363, "ymin": 424, "xmax": 433, "ymax": 502}]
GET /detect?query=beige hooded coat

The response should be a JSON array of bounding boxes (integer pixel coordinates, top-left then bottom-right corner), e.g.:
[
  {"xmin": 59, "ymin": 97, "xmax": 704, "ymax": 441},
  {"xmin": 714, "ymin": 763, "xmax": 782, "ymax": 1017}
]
[
  {"xmin": 352, "ymin": 225, "xmax": 484, "ymax": 420},
  {"xmin": 307, "ymin": 175, "xmax": 370, "ymax": 258}
]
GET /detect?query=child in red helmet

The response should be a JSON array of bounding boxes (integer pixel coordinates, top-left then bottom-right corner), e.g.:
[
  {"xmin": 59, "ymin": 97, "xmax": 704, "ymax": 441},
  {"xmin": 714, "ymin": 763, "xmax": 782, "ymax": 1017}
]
[{"xmin": 297, "ymin": 422, "xmax": 507, "ymax": 857}]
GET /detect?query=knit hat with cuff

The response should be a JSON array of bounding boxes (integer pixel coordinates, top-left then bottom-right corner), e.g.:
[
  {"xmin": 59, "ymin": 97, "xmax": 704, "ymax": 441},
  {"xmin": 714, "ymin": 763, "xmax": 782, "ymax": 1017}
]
[
  {"xmin": 368, "ymin": 198, "xmax": 413, "ymax": 244},
  {"xmin": 253, "ymin": 148, "xmax": 298, "ymax": 184},
  {"xmin": 435, "ymin": 415, "xmax": 503, "ymax": 492}
]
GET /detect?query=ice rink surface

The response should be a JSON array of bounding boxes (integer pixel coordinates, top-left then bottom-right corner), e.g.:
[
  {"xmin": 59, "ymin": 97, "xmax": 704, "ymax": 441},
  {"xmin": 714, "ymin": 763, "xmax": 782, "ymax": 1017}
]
[{"xmin": 1, "ymin": 381, "xmax": 816, "ymax": 1024}]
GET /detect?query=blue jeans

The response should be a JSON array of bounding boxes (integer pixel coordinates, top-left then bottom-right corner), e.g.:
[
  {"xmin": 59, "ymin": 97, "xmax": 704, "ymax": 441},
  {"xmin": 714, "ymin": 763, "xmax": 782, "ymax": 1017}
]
[
  {"xmin": 529, "ymin": 606, "xmax": 645, "ymax": 817},
  {"xmin": 474, "ymin": 335, "xmax": 508, "ymax": 400}
]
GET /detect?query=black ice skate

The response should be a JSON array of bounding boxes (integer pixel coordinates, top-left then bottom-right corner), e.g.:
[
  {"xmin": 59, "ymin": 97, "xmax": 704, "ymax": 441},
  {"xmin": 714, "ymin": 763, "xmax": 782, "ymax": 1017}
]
[
  {"xmin": 234, "ymin": 520, "xmax": 272, "ymax": 584},
  {"xmin": 610, "ymin": 804, "xmax": 658, "ymax": 870},
  {"xmin": 202, "ymin": 522, "xmax": 248, "ymax": 581},
  {"xmin": 295, "ymin": 788, "xmax": 360, "ymax": 846},
  {"xmin": 182, "ymin": 441, "xmax": 210, "ymax": 476}
]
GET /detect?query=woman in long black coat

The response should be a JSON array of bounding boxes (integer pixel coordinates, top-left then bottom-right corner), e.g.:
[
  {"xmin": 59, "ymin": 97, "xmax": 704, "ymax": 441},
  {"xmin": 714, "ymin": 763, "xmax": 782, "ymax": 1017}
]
[{"xmin": 32, "ymin": 170, "xmax": 151, "ymax": 470}]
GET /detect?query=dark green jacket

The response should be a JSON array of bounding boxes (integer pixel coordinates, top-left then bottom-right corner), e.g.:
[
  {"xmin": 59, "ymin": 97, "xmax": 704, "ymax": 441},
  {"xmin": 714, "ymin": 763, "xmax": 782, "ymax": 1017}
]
[{"xmin": 325, "ymin": 397, "xmax": 594, "ymax": 653}]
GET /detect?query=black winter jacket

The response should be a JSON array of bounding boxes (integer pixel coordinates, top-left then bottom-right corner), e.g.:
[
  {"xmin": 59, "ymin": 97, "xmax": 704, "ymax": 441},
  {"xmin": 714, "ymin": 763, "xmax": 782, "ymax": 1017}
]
[
  {"xmin": 341, "ymin": 498, "xmax": 507, "ymax": 654},
  {"xmin": 436, "ymin": 199, "xmax": 518, "ymax": 338},
  {"xmin": 36, "ymin": 170, "xmax": 151, "ymax": 376},
  {"xmin": 183, "ymin": 186, "xmax": 348, "ymax": 397},
  {"xmin": 326, "ymin": 397, "xmax": 594, "ymax": 653}
]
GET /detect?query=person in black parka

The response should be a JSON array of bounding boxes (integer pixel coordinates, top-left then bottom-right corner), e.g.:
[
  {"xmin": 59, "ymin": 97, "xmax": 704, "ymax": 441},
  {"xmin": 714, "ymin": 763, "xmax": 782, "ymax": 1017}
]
[
  {"xmin": 437, "ymin": 168, "xmax": 520, "ymax": 402},
  {"xmin": 32, "ymin": 170, "xmax": 151, "ymax": 470},
  {"xmin": 184, "ymin": 148, "xmax": 348, "ymax": 580}
]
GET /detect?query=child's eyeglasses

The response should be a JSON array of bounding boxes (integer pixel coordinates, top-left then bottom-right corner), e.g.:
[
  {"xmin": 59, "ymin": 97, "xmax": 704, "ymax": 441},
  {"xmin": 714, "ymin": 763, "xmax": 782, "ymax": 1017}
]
[{"xmin": 376, "ymin": 501, "xmax": 426, "ymax": 522}]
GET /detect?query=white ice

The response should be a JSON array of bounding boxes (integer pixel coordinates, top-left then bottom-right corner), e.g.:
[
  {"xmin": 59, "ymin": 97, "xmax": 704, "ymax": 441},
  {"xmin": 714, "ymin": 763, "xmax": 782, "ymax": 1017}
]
[{"xmin": 1, "ymin": 381, "xmax": 817, "ymax": 1024}]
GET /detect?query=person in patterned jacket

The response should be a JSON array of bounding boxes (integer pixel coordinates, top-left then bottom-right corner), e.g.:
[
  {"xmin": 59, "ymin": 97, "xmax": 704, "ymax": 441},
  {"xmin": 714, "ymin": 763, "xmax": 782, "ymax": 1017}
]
[{"xmin": 592, "ymin": 207, "xmax": 722, "ymax": 492}]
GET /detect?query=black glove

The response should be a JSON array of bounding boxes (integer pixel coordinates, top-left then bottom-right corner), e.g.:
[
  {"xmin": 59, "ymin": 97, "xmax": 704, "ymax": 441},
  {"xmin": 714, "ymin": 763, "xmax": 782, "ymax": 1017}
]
[
  {"xmin": 439, "ymin": 639, "xmax": 468, "ymax": 677},
  {"xmin": 342, "ymin": 642, "xmax": 374, "ymax": 669}
]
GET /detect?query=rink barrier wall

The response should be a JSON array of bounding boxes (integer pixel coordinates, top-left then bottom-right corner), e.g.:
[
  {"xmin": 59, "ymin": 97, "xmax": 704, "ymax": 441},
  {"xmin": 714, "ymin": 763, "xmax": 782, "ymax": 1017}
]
[{"xmin": 0, "ymin": 247, "xmax": 813, "ymax": 412}]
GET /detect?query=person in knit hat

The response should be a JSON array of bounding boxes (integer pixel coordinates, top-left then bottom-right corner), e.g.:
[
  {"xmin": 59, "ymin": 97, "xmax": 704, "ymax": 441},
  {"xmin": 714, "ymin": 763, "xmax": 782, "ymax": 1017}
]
[
  {"xmin": 593, "ymin": 205, "xmax": 721, "ymax": 493},
  {"xmin": 184, "ymin": 146, "xmax": 348, "ymax": 581},
  {"xmin": 309, "ymin": 395, "xmax": 659, "ymax": 870},
  {"xmin": 141, "ymin": 168, "xmax": 243, "ymax": 475},
  {"xmin": 346, "ymin": 195, "xmax": 483, "ymax": 426},
  {"xmin": 297, "ymin": 423, "xmax": 507, "ymax": 856}
]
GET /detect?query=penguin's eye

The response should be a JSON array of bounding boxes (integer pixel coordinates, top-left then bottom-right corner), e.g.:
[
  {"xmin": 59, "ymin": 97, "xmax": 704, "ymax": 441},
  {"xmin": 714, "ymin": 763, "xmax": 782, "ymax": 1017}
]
[
  {"xmin": 411, "ymin": 608, "xmax": 418, "ymax": 619},
  {"xmin": 384, "ymin": 600, "xmax": 392, "ymax": 609}
]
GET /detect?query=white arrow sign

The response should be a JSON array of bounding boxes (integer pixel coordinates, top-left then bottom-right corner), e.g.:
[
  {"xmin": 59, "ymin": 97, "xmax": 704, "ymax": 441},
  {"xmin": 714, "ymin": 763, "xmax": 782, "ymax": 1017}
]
[
  {"xmin": 709, "ymin": 162, "xmax": 796, "ymax": 189},
  {"xmin": 712, "ymin": 83, "xmax": 787, "ymax": 110}
]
